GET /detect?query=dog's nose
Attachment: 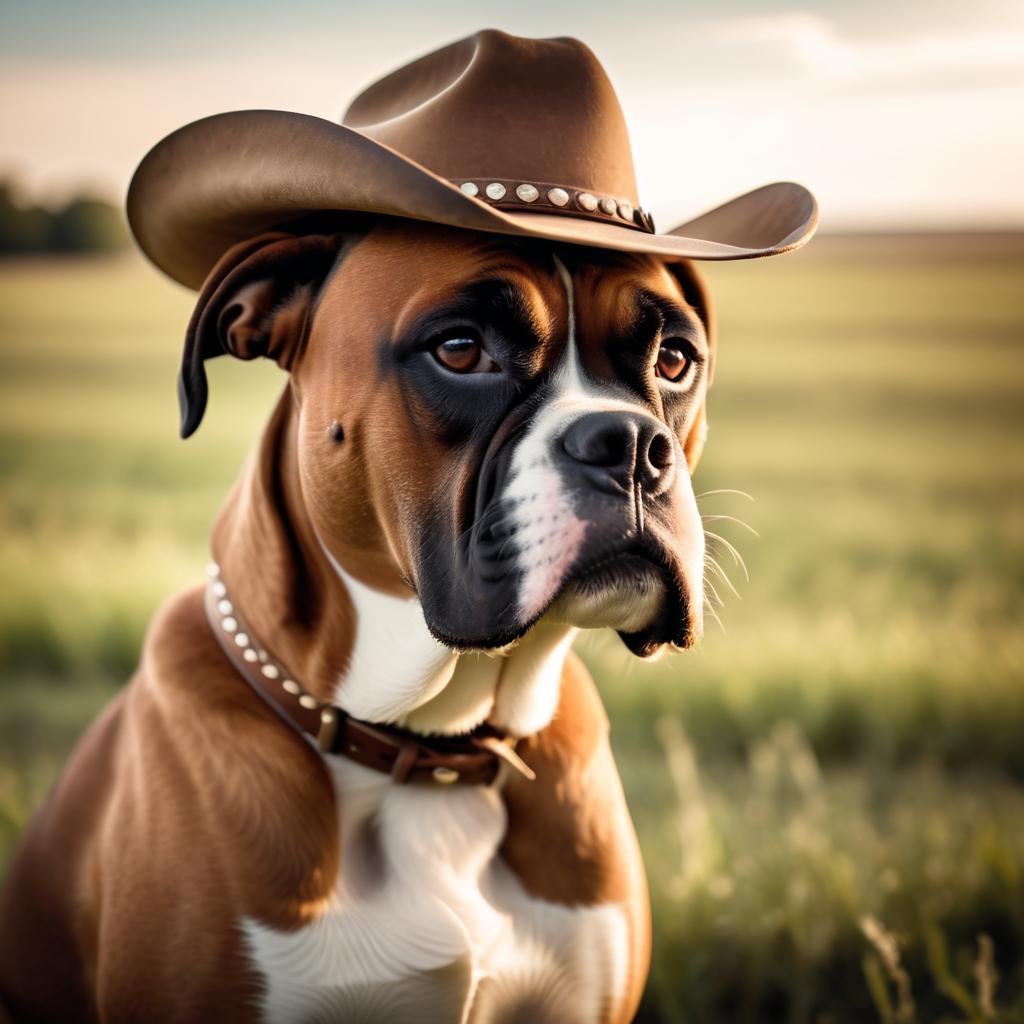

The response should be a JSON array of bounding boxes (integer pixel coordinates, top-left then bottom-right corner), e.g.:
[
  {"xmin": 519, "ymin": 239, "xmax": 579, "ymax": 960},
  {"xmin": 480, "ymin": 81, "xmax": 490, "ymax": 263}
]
[{"xmin": 561, "ymin": 411, "xmax": 675, "ymax": 494}]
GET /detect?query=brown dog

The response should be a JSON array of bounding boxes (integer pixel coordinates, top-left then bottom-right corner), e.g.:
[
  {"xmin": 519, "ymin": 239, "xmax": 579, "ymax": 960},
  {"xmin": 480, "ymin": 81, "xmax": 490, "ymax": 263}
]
[
  {"xmin": 0, "ymin": 219, "xmax": 714, "ymax": 1022},
  {"xmin": 0, "ymin": 27, "xmax": 816, "ymax": 1023}
]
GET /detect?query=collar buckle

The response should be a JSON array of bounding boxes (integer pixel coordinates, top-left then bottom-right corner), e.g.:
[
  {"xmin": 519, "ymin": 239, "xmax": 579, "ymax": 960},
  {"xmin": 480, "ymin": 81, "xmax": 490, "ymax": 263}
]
[{"xmin": 317, "ymin": 706, "xmax": 342, "ymax": 753}]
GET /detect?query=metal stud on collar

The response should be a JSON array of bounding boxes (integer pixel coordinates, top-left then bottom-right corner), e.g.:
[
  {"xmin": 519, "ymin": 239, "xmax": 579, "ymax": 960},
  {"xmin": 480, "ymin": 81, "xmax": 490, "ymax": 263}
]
[{"xmin": 207, "ymin": 562, "xmax": 323, "ymax": 716}]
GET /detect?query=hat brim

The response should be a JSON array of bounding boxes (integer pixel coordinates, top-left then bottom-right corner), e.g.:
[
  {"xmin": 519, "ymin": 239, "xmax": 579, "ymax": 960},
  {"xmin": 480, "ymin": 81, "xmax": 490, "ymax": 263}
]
[{"xmin": 127, "ymin": 109, "xmax": 819, "ymax": 290}]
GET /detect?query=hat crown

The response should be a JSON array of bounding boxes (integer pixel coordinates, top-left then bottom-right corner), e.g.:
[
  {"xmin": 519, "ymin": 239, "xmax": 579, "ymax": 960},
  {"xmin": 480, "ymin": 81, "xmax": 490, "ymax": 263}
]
[{"xmin": 341, "ymin": 29, "xmax": 640, "ymax": 205}]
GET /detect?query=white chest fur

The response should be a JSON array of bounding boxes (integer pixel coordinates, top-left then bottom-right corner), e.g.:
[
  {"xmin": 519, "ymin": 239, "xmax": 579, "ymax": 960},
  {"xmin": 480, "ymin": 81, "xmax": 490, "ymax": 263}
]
[{"xmin": 242, "ymin": 759, "xmax": 629, "ymax": 1023}]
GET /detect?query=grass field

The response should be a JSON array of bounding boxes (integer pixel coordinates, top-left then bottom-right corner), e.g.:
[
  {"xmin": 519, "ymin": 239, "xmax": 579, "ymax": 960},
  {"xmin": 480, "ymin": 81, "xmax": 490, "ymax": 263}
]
[{"xmin": 1, "ymin": 233, "xmax": 1023, "ymax": 1021}]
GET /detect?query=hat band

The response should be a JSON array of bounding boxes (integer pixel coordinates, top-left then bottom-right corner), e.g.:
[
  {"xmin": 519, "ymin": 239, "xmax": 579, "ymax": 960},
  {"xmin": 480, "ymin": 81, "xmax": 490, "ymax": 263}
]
[{"xmin": 452, "ymin": 178, "xmax": 655, "ymax": 234}]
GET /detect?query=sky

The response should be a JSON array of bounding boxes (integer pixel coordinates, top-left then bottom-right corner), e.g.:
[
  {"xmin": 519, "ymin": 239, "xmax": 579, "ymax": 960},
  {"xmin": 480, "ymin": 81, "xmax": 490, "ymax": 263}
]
[{"xmin": 1, "ymin": 0, "xmax": 1022, "ymax": 232}]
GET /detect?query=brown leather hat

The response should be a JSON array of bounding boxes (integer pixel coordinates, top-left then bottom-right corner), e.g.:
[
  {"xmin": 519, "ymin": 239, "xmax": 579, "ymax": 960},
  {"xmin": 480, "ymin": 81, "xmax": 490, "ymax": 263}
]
[{"xmin": 127, "ymin": 29, "xmax": 818, "ymax": 289}]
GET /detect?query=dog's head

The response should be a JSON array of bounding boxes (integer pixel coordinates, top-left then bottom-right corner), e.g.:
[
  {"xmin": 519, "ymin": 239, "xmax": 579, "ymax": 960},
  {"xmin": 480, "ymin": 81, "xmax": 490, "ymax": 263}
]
[{"xmin": 183, "ymin": 220, "xmax": 714, "ymax": 657}]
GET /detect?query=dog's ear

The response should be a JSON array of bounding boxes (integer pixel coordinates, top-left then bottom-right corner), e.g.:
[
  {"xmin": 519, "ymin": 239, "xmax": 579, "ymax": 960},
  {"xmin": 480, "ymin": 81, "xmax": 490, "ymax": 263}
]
[
  {"xmin": 667, "ymin": 259, "xmax": 716, "ymax": 472},
  {"xmin": 178, "ymin": 231, "xmax": 347, "ymax": 438}
]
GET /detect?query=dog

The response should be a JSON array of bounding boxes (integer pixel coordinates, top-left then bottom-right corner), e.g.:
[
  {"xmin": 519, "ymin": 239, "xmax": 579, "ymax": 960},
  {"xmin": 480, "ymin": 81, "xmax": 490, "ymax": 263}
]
[{"xmin": 0, "ymin": 29, "xmax": 815, "ymax": 1023}]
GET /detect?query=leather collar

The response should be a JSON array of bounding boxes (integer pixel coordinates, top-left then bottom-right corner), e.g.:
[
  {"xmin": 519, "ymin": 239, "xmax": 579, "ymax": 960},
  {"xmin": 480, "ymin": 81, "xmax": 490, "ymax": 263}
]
[{"xmin": 202, "ymin": 564, "xmax": 535, "ymax": 787}]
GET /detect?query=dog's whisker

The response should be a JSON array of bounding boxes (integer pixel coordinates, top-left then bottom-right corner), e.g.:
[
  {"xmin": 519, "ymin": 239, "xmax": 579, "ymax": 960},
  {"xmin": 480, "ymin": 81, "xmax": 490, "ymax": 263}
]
[
  {"xmin": 703, "ymin": 596, "xmax": 726, "ymax": 634},
  {"xmin": 704, "ymin": 555, "xmax": 741, "ymax": 600},
  {"xmin": 700, "ymin": 514, "xmax": 759, "ymax": 537},
  {"xmin": 695, "ymin": 488, "xmax": 755, "ymax": 502},
  {"xmin": 703, "ymin": 577, "xmax": 726, "ymax": 609},
  {"xmin": 703, "ymin": 529, "xmax": 749, "ymax": 582}
]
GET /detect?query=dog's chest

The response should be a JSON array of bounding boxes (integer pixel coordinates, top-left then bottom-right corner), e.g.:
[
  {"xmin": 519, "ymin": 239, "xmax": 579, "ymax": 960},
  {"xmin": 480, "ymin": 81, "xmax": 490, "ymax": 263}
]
[{"xmin": 243, "ymin": 762, "xmax": 628, "ymax": 1023}]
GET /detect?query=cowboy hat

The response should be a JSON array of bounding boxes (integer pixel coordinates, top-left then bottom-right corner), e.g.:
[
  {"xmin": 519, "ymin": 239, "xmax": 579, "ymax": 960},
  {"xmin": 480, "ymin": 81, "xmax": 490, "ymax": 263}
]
[{"xmin": 127, "ymin": 29, "xmax": 818, "ymax": 289}]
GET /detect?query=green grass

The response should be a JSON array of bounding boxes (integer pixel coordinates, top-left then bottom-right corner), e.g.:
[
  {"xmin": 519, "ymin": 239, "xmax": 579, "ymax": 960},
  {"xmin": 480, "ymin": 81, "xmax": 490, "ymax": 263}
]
[{"xmin": 1, "ymin": 235, "xmax": 1023, "ymax": 1021}]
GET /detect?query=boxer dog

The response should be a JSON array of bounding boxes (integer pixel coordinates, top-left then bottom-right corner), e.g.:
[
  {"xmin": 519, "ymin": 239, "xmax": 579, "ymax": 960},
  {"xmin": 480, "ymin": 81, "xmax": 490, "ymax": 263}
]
[{"xmin": 0, "ymin": 28, "xmax": 815, "ymax": 1024}]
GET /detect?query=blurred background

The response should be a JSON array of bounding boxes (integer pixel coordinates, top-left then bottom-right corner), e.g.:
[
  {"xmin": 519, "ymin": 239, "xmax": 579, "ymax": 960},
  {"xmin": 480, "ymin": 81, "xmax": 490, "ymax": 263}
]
[{"xmin": 1, "ymin": 1, "xmax": 1022, "ymax": 1020}]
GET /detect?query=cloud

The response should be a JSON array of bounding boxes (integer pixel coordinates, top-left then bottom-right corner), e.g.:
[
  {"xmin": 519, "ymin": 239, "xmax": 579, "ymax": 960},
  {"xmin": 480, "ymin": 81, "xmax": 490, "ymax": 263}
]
[
  {"xmin": 683, "ymin": 10, "xmax": 1024, "ymax": 94},
  {"xmin": 607, "ymin": 9, "xmax": 1024, "ymax": 98}
]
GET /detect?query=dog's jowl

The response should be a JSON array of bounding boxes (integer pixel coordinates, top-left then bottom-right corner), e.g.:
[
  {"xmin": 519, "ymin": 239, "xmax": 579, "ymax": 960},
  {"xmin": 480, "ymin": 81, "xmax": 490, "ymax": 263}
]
[{"xmin": 0, "ymin": 28, "xmax": 815, "ymax": 1024}]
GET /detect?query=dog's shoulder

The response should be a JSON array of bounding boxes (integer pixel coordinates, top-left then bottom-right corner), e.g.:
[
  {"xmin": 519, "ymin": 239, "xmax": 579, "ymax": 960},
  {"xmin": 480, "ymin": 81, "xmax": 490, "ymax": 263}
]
[{"xmin": 53, "ymin": 586, "xmax": 336, "ymax": 1019}]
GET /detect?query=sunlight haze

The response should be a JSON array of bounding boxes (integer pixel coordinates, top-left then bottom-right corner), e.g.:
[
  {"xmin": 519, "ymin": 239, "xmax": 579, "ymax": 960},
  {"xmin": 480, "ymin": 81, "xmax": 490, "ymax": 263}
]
[{"xmin": 1, "ymin": 0, "xmax": 1022, "ymax": 231}]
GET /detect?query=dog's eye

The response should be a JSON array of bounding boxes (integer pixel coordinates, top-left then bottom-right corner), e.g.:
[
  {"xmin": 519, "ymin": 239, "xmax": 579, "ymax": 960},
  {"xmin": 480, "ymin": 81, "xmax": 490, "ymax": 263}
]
[
  {"xmin": 433, "ymin": 335, "xmax": 500, "ymax": 374},
  {"xmin": 654, "ymin": 342, "xmax": 692, "ymax": 383}
]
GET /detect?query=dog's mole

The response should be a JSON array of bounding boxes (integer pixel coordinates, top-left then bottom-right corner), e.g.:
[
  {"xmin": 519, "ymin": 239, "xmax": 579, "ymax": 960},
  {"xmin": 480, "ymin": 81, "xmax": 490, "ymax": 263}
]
[{"xmin": 329, "ymin": 420, "xmax": 345, "ymax": 444}]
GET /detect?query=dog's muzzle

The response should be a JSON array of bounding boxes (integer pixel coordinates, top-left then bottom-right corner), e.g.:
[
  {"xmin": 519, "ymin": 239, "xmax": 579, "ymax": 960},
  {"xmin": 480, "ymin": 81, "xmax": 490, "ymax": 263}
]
[{"xmin": 414, "ymin": 398, "xmax": 701, "ymax": 657}]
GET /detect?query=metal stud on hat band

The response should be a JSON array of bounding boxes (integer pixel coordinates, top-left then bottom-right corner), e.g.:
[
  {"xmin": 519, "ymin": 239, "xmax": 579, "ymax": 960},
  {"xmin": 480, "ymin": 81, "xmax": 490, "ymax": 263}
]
[{"xmin": 453, "ymin": 177, "xmax": 654, "ymax": 233}]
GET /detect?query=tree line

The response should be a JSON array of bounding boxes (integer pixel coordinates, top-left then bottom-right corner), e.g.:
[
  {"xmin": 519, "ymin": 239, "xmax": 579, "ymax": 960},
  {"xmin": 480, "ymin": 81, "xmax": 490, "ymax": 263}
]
[{"xmin": 0, "ymin": 181, "xmax": 128, "ymax": 254}]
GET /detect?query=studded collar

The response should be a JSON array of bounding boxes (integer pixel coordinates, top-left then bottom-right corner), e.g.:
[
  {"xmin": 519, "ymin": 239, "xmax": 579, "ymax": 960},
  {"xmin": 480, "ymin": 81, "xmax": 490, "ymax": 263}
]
[{"xmin": 203, "ymin": 563, "xmax": 535, "ymax": 787}]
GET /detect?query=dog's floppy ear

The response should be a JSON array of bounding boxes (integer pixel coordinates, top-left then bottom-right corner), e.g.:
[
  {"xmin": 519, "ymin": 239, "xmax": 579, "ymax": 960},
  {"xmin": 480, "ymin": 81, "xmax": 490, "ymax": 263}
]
[
  {"xmin": 667, "ymin": 259, "xmax": 716, "ymax": 472},
  {"xmin": 178, "ymin": 231, "xmax": 346, "ymax": 438}
]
